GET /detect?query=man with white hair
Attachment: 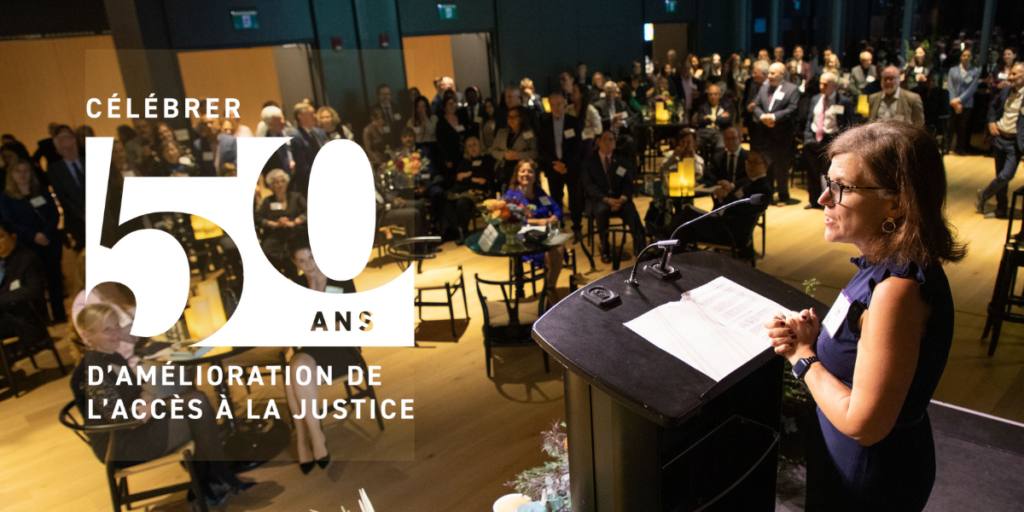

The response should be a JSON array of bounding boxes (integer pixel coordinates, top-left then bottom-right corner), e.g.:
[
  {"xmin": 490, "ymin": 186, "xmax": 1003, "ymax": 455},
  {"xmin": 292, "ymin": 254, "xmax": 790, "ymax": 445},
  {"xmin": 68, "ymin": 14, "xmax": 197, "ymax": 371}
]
[
  {"xmin": 850, "ymin": 51, "xmax": 878, "ymax": 92},
  {"xmin": 48, "ymin": 129, "xmax": 87, "ymax": 249},
  {"xmin": 744, "ymin": 59, "xmax": 770, "ymax": 147},
  {"xmin": 261, "ymin": 105, "xmax": 294, "ymax": 176},
  {"xmin": 978, "ymin": 62, "xmax": 1024, "ymax": 219},
  {"xmin": 803, "ymin": 72, "xmax": 855, "ymax": 209},
  {"xmin": 867, "ymin": 66, "xmax": 925, "ymax": 127},
  {"xmin": 753, "ymin": 61, "xmax": 801, "ymax": 206}
]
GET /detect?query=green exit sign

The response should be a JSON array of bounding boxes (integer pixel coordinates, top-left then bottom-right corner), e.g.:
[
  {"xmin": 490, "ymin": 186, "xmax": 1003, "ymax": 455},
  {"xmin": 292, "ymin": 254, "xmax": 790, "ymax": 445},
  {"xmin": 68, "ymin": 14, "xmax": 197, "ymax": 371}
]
[
  {"xmin": 231, "ymin": 10, "xmax": 258, "ymax": 30},
  {"xmin": 438, "ymin": 4, "xmax": 457, "ymax": 20},
  {"xmin": 665, "ymin": 0, "xmax": 677, "ymax": 12}
]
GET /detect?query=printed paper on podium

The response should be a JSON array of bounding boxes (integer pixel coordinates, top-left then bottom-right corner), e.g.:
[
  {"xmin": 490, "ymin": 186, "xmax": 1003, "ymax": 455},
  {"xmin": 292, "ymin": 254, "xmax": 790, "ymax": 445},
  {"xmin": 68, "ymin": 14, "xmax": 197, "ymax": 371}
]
[{"xmin": 624, "ymin": 277, "xmax": 786, "ymax": 381}]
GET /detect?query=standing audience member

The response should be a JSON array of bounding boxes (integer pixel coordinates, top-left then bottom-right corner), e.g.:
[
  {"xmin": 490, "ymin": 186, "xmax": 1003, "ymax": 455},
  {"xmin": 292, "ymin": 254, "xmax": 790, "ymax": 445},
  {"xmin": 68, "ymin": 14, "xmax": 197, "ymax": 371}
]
[
  {"xmin": 905, "ymin": 46, "xmax": 932, "ymax": 91},
  {"xmin": 48, "ymin": 130, "xmax": 86, "ymax": 249},
  {"xmin": 261, "ymin": 105, "xmax": 294, "ymax": 175},
  {"xmin": 436, "ymin": 96, "xmax": 468, "ymax": 173},
  {"xmin": 773, "ymin": 46, "xmax": 786, "ymax": 64},
  {"xmin": 194, "ymin": 114, "xmax": 237, "ymax": 178},
  {"xmin": 458, "ymin": 87, "xmax": 483, "ymax": 138},
  {"xmin": 946, "ymin": 48, "xmax": 981, "ymax": 155},
  {"xmin": 362, "ymin": 107, "xmax": 389, "ymax": 168},
  {"xmin": 1, "ymin": 160, "xmax": 64, "ymax": 322},
  {"xmin": 790, "ymin": 45, "xmax": 814, "ymax": 89},
  {"xmin": 32, "ymin": 123, "xmax": 62, "ymax": 169},
  {"xmin": 568, "ymin": 83, "xmax": 602, "ymax": 157},
  {"xmin": 373, "ymin": 84, "xmax": 402, "ymax": 147},
  {"xmin": 582, "ymin": 131, "xmax": 646, "ymax": 263},
  {"xmin": 754, "ymin": 62, "xmax": 801, "ymax": 206},
  {"xmin": 978, "ymin": 63, "xmax": 1024, "ymax": 219},
  {"xmin": 123, "ymin": 119, "xmax": 154, "ymax": 169},
  {"xmin": 868, "ymin": 66, "xmax": 925, "ymax": 127},
  {"xmin": 804, "ymin": 72, "xmax": 856, "ymax": 209},
  {"xmin": 479, "ymin": 98, "xmax": 498, "ymax": 150},
  {"xmin": 407, "ymin": 96, "xmax": 439, "ymax": 148},
  {"xmin": 317, "ymin": 106, "xmax": 354, "ymax": 141},
  {"xmin": 850, "ymin": 51, "xmax": 878, "ymax": 93},
  {"xmin": 987, "ymin": 48, "xmax": 1018, "ymax": 92},
  {"xmin": 538, "ymin": 93, "xmax": 583, "ymax": 238},
  {"xmin": 490, "ymin": 106, "xmax": 538, "ymax": 189},
  {"xmin": 745, "ymin": 60, "xmax": 770, "ymax": 147},
  {"xmin": 289, "ymin": 103, "xmax": 328, "ymax": 196},
  {"xmin": 520, "ymin": 78, "xmax": 544, "ymax": 117}
]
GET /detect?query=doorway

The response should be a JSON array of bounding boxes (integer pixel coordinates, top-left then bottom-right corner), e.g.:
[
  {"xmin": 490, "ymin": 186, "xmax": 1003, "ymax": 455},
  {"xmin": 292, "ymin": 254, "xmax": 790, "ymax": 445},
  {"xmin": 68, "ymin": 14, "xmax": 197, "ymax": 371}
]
[
  {"xmin": 402, "ymin": 32, "xmax": 494, "ymax": 102},
  {"xmin": 650, "ymin": 23, "xmax": 689, "ymax": 69}
]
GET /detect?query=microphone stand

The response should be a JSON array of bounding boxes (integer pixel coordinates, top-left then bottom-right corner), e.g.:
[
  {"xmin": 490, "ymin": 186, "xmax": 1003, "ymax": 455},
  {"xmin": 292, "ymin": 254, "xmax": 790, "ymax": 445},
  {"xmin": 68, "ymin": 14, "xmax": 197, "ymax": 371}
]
[{"xmin": 643, "ymin": 196, "xmax": 759, "ymax": 281}]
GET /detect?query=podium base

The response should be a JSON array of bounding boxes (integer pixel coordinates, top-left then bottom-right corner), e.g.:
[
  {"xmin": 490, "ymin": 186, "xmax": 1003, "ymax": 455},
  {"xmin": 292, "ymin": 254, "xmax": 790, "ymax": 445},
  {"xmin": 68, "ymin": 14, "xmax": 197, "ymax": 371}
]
[{"xmin": 644, "ymin": 262, "xmax": 680, "ymax": 280}]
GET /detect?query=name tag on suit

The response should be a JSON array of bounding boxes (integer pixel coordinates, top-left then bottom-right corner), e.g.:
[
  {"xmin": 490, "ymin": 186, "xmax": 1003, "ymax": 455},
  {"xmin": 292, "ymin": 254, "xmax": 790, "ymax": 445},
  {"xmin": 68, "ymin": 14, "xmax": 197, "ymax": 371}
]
[
  {"xmin": 774, "ymin": 90, "xmax": 786, "ymax": 101},
  {"xmin": 539, "ymin": 196, "xmax": 552, "ymax": 206},
  {"xmin": 393, "ymin": 113, "xmax": 402, "ymax": 121},
  {"xmin": 382, "ymin": 126, "xmax": 391, "ymax": 134},
  {"xmin": 203, "ymin": 151, "xmax": 215, "ymax": 161},
  {"xmin": 829, "ymin": 105, "xmax": 845, "ymax": 115},
  {"xmin": 522, "ymin": 131, "xmax": 534, "ymax": 140},
  {"xmin": 270, "ymin": 202, "xmax": 284, "ymax": 211},
  {"xmin": 615, "ymin": 166, "xmax": 627, "ymax": 177},
  {"xmin": 456, "ymin": 125, "xmax": 465, "ymax": 133},
  {"xmin": 9, "ymin": 279, "xmax": 21, "ymax": 291},
  {"xmin": 30, "ymin": 196, "xmax": 47, "ymax": 208},
  {"xmin": 472, "ymin": 160, "xmax": 482, "ymax": 167},
  {"xmin": 564, "ymin": 128, "xmax": 576, "ymax": 139}
]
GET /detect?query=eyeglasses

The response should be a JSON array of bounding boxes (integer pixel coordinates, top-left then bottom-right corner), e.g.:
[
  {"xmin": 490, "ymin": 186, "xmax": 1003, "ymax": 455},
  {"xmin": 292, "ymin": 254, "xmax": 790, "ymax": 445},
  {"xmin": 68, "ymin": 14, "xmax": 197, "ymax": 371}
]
[{"xmin": 821, "ymin": 175, "xmax": 885, "ymax": 204}]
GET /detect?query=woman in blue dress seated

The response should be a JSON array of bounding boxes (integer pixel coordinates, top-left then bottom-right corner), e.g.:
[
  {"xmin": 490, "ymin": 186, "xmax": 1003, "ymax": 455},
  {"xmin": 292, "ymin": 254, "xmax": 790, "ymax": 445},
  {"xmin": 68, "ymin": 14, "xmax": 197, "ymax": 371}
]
[
  {"xmin": 504, "ymin": 159, "xmax": 563, "ymax": 305},
  {"xmin": 767, "ymin": 121, "xmax": 965, "ymax": 511}
]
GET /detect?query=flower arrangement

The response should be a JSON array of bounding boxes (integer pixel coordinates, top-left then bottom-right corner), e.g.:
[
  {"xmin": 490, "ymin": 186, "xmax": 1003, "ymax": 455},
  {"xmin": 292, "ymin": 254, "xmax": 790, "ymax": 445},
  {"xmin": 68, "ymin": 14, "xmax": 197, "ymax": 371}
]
[
  {"xmin": 481, "ymin": 198, "xmax": 535, "ymax": 226},
  {"xmin": 506, "ymin": 422, "xmax": 571, "ymax": 511}
]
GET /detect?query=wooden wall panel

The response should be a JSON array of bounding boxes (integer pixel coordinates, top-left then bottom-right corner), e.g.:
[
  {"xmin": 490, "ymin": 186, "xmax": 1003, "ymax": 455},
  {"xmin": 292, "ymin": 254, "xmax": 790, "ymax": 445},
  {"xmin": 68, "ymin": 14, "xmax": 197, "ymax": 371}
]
[
  {"xmin": 177, "ymin": 46, "xmax": 282, "ymax": 132},
  {"xmin": 402, "ymin": 35, "xmax": 454, "ymax": 104}
]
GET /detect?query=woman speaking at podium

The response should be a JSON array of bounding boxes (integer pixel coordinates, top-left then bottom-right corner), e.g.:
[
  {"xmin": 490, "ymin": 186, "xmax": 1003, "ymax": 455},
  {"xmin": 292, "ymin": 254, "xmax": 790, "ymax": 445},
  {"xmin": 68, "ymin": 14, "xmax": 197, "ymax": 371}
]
[{"xmin": 766, "ymin": 121, "xmax": 965, "ymax": 511}]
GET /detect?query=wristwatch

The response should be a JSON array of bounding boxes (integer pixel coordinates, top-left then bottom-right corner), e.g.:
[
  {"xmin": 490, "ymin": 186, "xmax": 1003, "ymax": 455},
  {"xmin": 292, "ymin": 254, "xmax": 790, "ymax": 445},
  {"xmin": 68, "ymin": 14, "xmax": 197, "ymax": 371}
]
[{"xmin": 792, "ymin": 356, "xmax": 820, "ymax": 381}]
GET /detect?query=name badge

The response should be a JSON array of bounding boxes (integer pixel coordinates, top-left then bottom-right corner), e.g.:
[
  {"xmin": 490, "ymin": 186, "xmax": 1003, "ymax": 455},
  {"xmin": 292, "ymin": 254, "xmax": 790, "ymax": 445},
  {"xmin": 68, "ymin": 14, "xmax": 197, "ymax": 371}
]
[
  {"xmin": 472, "ymin": 160, "xmax": 482, "ymax": 167},
  {"xmin": 831, "ymin": 105, "xmax": 844, "ymax": 115},
  {"xmin": 179, "ymin": 156, "xmax": 193, "ymax": 166},
  {"xmin": 30, "ymin": 196, "xmax": 47, "ymax": 208},
  {"xmin": 539, "ymin": 196, "xmax": 552, "ymax": 206},
  {"xmin": 914, "ymin": 66, "xmax": 925, "ymax": 74},
  {"xmin": 999, "ymin": 72, "xmax": 1009, "ymax": 80},
  {"xmin": 393, "ymin": 113, "xmax": 402, "ymax": 121},
  {"xmin": 455, "ymin": 125, "xmax": 465, "ymax": 133},
  {"xmin": 866, "ymin": 75, "xmax": 876, "ymax": 83},
  {"xmin": 9, "ymin": 279, "xmax": 21, "ymax": 291},
  {"xmin": 414, "ymin": 126, "xmax": 424, "ymax": 134},
  {"xmin": 895, "ymin": 114, "xmax": 906, "ymax": 122},
  {"xmin": 375, "ymin": 191, "xmax": 385, "ymax": 204},
  {"xmin": 564, "ymin": 128, "xmax": 576, "ymax": 139},
  {"xmin": 615, "ymin": 166, "xmax": 627, "ymax": 177},
  {"xmin": 522, "ymin": 131, "xmax": 534, "ymax": 140},
  {"xmin": 474, "ymin": 116, "xmax": 483, "ymax": 123},
  {"xmin": 599, "ymin": 92, "xmax": 606, "ymax": 98},
  {"xmin": 382, "ymin": 126, "xmax": 391, "ymax": 134},
  {"xmin": 203, "ymin": 151, "xmax": 214, "ymax": 162},
  {"xmin": 324, "ymin": 285, "xmax": 346, "ymax": 294},
  {"xmin": 270, "ymin": 202, "xmax": 284, "ymax": 211},
  {"xmin": 774, "ymin": 90, "xmax": 785, "ymax": 100},
  {"xmin": 123, "ymin": 170, "xmax": 137, "ymax": 177},
  {"xmin": 822, "ymin": 290, "xmax": 853, "ymax": 338}
]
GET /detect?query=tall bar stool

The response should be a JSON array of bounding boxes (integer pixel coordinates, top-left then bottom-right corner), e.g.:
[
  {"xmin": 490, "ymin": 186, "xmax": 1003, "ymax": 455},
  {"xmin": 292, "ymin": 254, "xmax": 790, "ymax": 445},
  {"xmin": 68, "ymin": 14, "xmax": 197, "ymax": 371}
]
[{"xmin": 982, "ymin": 185, "xmax": 1024, "ymax": 356}]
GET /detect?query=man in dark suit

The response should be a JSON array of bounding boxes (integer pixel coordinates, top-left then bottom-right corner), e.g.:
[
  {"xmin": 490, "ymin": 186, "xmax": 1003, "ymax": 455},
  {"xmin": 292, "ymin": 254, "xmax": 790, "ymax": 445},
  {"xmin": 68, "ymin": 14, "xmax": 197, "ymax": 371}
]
[
  {"xmin": 694, "ymin": 83, "xmax": 734, "ymax": 153},
  {"xmin": 744, "ymin": 60, "xmax": 769, "ymax": 149},
  {"xmin": 803, "ymin": 72, "xmax": 856, "ymax": 209},
  {"xmin": 537, "ymin": 93, "xmax": 583, "ymax": 238},
  {"xmin": 594, "ymin": 82, "xmax": 638, "ymax": 159},
  {"xmin": 753, "ymin": 62, "xmax": 801, "ymax": 206},
  {"xmin": 31, "ymin": 123, "xmax": 62, "ymax": 169},
  {"xmin": 261, "ymin": 105, "xmax": 293, "ymax": 177},
  {"xmin": 372, "ymin": 84, "xmax": 402, "ymax": 148},
  {"xmin": 287, "ymin": 103, "xmax": 329, "ymax": 197},
  {"xmin": 978, "ymin": 62, "xmax": 1024, "ymax": 219},
  {"xmin": 457, "ymin": 86, "xmax": 483, "ymax": 139},
  {"xmin": 194, "ymin": 114, "xmax": 237, "ymax": 177},
  {"xmin": 790, "ymin": 45, "xmax": 815, "ymax": 90},
  {"xmin": 0, "ymin": 220, "xmax": 51, "ymax": 346},
  {"xmin": 47, "ymin": 131, "xmax": 86, "ymax": 250},
  {"xmin": 706, "ymin": 127, "xmax": 749, "ymax": 208},
  {"xmin": 582, "ymin": 131, "xmax": 646, "ymax": 263}
]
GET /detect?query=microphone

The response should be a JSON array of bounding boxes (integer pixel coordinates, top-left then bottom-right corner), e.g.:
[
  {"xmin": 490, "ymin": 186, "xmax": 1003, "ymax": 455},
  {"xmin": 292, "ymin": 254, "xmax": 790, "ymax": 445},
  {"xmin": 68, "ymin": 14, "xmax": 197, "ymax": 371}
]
[
  {"xmin": 626, "ymin": 239, "xmax": 680, "ymax": 286},
  {"xmin": 640, "ymin": 194, "xmax": 767, "ymax": 282}
]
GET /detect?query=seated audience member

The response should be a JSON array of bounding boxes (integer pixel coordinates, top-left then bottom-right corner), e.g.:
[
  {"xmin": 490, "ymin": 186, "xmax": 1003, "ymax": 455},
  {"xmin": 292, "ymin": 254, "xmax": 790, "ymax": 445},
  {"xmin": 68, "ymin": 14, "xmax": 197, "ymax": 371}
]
[
  {"xmin": 289, "ymin": 102, "xmax": 329, "ymax": 195},
  {"xmin": 317, "ymin": 106, "xmax": 354, "ymax": 141},
  {"xmin": 705, "ymin": 53, "xmax": 724, "ymax": 84},
  {"xmin": 154, "ymin": 140, "xmax": 197, "ymax": 177},
  {"xmin": 458, "ymin": 86, "xmax": 483, "ymax": 138},
  {"xmin": 590, "ymin": 72, "xmax": 607, "ymax": 104},
  {"xmin": 671, "ymin": 150, "xmax": 772, "ymax": 259},
  {"xmin": 660, "ymin": 128, "xmax": 706, "ymax": 188},
  {"xmin": 2, "ymin": 140, "xmax": 46, "ymax": 194},
  {"xmin": 74, "ymin": 125, "xmax": 94, "ymax": 159},
  {"xmin": 868, "ymin": 66, "xmax": 925, "ymax": 127},
  {"xmin": 491, "ymin": 106, "xmax": 538, "ymax": 189},
  {"xmin": 0, "ymin": 219, "xmax": 51, "ymax": 346},
  {"xmin": 538, "ymin": 93, "xmax": 583, "ymax": 238},
  {"xmin": 194, "ymin": 114, "xmax": 237, "ymax": 177},
  {"xmin": 283, "ymin": 234, "xmax": 362, "ymax": 473},
  {"xmin": 153, "ymin": 122, "xmax": 195, "ymax": 164},
  {"xmin": 70, "ymin": 283, "xmax": 140, "ymax": 369},
  {"xmin": 110, "ymin": 139, "xmax": 138, "ymax": 177},
  {"xmin": 1, "ymin": 159, "xmax": 64, "ymax": 322},
  {"xmin": 707, "ymin": 127, "xmax": 748, "ymax": 208},
  {"xmin": 504, "ymin": 160, "xmax": 564, "ymax": 304},
  {"xmin": 48, "ymin": 129, "xmax": 86, "ymax": 249},
  {"xmin": 446, "ymin": 136, "xmax": 496, "ymax": 243},
  {"xmin": 850, "ymin": 51, "xmax": 878, "ymax": 94},
  {"xmin": 520, "ymin": 78, "xmax": 545, "ymax": 118},
  {"xmin": 362, "ymin": 107, "xmax": 389, "ymax": 168},
  {"xmin": 407, "ymin": 96, "xmax": 439, "ymax": 151},
  {"xmin": 256, "ymin": 169, "xmax": 307, "ymax": 276},
  {"xmin": 594, "ymin": 81, "xmax": 631, "ymax": 133},
  {"xmin": 694, "ymin": 83, "xmax": 733, "ymax": 152},
  {"xmin": 582, "ymin": 131, "xmax": 646, "ymax": 263},
  {"xmin": 479, "ymin": 98, "xmax": 498, "ymax": 151},
  {"xmin": 375, "ymin": 167, "xmax": 427, "ymax": 241},
  {"xmin": 123, "ymin": 119, "xmax": 154, "ymax": 169},
  {"xmin": 72, "ymin": 303, "xmax": 255, "ymax": 505},
  {"xmin": 805, "ymin": 72, "xmax": 857, "ymax": 209},
  {"xmin": 436, "ymin": 96, "xmax": 468, "ymax": 173}
]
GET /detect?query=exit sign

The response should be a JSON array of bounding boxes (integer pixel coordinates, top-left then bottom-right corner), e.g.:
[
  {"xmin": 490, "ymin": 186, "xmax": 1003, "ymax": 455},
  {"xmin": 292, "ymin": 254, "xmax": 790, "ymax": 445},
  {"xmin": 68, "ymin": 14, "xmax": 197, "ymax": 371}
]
[
  {"xmin": 231, "ymin": 10, "xmax": 258, "ymax": 30},
  {"xmin": 665, "ymin": 0, "xmax": 677, "ymax": 12},
  {"xmin": 438, "ymin": 4, "xmax": 457, "ymax": 20}
]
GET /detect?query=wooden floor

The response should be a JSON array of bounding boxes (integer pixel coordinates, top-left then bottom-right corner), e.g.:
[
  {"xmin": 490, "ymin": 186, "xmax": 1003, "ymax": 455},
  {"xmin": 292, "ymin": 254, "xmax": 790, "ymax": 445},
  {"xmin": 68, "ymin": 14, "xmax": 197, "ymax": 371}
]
[{"xmin": 2, "ymin": 151, "xmax": 1023, "ymax": 512}]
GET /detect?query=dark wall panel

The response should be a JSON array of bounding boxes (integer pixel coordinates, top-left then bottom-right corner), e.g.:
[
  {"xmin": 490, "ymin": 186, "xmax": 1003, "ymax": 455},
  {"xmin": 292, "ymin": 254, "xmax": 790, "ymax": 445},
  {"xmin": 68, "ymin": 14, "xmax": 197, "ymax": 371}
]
[
  {"xmin": 311, "ymin": 0, "xmax": 367, "ymax": 125},
  {"xmin": 163, "ymin": 0, "xmax": 315, "ymax": 49},
  {"xmin": 0, "ymin": 0, "xmax": 108, "ymax": 38},
  {"xmin": 397, "ymin": 0, "xmax": 495, "ymax": 36}
]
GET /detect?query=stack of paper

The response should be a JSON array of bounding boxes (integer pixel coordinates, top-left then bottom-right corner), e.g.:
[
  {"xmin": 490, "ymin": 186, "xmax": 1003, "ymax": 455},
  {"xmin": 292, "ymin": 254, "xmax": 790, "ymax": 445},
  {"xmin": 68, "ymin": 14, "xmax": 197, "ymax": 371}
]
[{"xmin": 624, "ymin": 277, "xmax": 786, "ymax": 381}]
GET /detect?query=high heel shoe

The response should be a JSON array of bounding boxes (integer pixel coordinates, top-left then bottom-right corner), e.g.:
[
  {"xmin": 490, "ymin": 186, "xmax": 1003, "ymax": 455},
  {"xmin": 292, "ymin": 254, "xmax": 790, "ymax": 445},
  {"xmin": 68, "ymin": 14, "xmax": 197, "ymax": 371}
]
[
  {"xmin": 299, "ymin": 461, "xmax": 315, "ymax": 475},
  {"xmin": 316, "ymin": 452, "xmax": 330, "ymax": 469}
]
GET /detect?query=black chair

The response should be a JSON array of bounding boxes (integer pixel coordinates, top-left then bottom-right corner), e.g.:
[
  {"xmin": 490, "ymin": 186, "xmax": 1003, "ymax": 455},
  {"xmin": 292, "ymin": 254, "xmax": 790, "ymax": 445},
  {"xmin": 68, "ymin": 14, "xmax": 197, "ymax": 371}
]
[
  {"xmin": 59, "ymin": 401, "xmax": 209, "ymax": 512},
  {"xmin": 474, "ymin": 272, "xmax": 551, "ymax": 378},
  {"xmin": 983, "ymin": 185, "xmax": 1024, "ymax": 356},
  {"xmin": 755, "ymin": 209, "xmax": 767, "ymax": 258},
  {"xmin": 387, "ymin": 236, "xmax": 469, "ymax": 338},
  {"xmin": 335, "ymin": 347, "xmax": 386, "ymax": 431},
  {"xmin": 0, "ymin": 314, "xmax": 66, "ymax": 397}
]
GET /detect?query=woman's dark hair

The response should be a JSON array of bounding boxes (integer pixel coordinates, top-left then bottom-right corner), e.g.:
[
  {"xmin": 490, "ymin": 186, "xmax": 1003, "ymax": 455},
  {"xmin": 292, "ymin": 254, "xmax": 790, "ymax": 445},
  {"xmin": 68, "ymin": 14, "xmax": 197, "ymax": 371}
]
[
  {"xmin": 286, "ymin": 233, "xmax": 312, "ymax": 259},
  {"xmin": 508, "ymin": 158, "xmax": 539, "ymax": 191},
  {"xmin": 116, "ymin": 124, "xmax": 137, "ymax": 144},
  {"xmin": 401, "ymin": 126, "xmax": 416, "ymax": 138},
  {"xmin": 507, "ymin": 106, "xmax": 531, "ymax": 132},
  {"xmin": 828, "ymin": 120, "xmax": 966, "ymax": 266},
  {"xmin": 571, "ymin": 83, "xmax": 591, "ymax": 117},
  {"xmin": 412, "ymin": 96, "xmax": 431, "ymax": 122},
  {"xmin": 481, "ymin": 98, "xmax": 494, "ymax": 121},
  {"xmin": 1, "ymin": 141, "xmax": 31, "ymax": 160},
  {"xmin": 369, "ymin": 106, "xmax": 383, "ymax": 121}
]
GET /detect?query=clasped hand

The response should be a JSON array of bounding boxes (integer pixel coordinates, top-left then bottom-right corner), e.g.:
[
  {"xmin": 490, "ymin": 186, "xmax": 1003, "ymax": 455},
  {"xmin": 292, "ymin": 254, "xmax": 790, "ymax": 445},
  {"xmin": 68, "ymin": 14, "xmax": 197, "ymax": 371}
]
[{"xmin": 765, "ymin": 308, "xmax": 821, "ymax": 365}]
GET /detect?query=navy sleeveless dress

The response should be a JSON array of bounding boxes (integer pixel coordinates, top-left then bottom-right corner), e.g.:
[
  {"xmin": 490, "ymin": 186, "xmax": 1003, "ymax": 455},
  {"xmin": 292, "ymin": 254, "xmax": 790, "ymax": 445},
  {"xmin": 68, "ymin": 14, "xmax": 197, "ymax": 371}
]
[{"xmin": 809, "ymin": 257, "xmax": 954, "ymax": 512}]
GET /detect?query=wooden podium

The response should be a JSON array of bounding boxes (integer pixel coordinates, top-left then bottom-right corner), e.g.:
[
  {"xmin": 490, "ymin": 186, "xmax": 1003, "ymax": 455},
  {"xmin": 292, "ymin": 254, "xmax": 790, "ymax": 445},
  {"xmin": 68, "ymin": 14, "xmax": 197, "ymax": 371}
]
[{"xmin": 533, "ymin": 251, "xmax": 824, "ymax": 511}]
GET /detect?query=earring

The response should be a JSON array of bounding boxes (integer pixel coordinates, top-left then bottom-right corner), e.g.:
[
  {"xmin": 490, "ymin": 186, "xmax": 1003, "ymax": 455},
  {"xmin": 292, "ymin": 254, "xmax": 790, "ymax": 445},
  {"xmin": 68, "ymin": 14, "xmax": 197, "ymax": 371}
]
[{"xmin": 882, "ymin": 217, "xmax": 896, "ymax": 233}]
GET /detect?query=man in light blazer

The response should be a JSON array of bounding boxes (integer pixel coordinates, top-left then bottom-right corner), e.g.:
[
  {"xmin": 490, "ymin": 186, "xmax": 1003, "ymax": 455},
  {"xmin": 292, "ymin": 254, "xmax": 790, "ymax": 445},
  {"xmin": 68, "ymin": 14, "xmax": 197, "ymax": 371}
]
[
  {"xmin": 804, "ymin": 72, "xmax": 856, "ymax": 209},
  {"xmin": 946, "ymin": 49, "xmax": 981, "ymax": 154},
  {"xmin": 867, "ymin": 66, "xmax": 925, "ymax": 127},
  {"xmin": 753, "ymin": 62, "xmax": 801, "ymax": 206}
]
